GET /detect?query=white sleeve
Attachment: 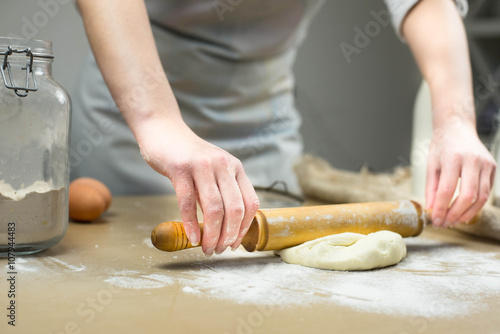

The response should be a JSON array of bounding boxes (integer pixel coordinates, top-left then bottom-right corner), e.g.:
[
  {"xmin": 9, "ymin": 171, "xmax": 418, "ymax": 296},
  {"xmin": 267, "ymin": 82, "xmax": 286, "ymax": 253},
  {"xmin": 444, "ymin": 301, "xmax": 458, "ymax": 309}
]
[{"xmin": 384, "ymin": 0, "xmax": 468, "ymax": 42}]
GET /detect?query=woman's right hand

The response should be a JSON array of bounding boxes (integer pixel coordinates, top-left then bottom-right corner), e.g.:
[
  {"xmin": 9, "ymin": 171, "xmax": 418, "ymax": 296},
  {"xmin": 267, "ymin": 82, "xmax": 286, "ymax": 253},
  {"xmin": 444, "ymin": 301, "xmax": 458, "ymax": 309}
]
[
  {"xmin": 136, "ymin": 117, "xmax": 260, "ymax": 255},
  {"xmin": 76, "ymin": 0, "xmax": 259, "ymax": 255}
]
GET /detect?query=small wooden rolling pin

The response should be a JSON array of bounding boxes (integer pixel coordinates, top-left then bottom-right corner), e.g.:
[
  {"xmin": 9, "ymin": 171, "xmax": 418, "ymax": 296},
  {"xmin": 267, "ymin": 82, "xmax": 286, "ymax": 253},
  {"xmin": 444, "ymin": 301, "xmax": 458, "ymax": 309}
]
[{"xmin": 151, "ymin": 200, "xmax": 426, "ymax": 252}]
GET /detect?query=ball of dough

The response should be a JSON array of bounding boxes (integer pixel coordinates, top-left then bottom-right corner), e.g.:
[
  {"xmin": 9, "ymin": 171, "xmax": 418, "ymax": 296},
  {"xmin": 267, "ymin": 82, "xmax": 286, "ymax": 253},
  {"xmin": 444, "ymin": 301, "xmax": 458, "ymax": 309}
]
[
  {"xmin": 277, "ymin": 231, "xmax": 406, "ymax": 271},
  {"xmin": 69, "ymin": 178, "xmax": 112, "ymax": 222}
]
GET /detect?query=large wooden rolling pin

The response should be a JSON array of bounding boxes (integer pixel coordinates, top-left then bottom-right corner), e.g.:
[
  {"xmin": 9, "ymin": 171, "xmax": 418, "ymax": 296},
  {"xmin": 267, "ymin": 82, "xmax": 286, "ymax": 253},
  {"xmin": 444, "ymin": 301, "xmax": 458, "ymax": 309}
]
[{"xmin": 151, "ymin": 200, "xmax": 426, "ymax": 252}]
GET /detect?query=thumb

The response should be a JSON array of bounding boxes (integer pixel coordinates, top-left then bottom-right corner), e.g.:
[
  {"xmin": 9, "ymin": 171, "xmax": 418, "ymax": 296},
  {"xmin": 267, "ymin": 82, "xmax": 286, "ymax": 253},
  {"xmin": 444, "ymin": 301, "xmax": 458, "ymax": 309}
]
[{"xmin": 425, "ymin": 160, "xmax": 439, "ymax": 210}]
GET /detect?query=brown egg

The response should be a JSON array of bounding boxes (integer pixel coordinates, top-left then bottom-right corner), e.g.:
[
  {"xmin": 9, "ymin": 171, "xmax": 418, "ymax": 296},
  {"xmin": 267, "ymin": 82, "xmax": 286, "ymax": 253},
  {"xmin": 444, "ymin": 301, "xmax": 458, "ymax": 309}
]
[
  {"xmin": 73, "ymin": 177, "xmax": 112, "ymax": 209},
  {"xmin": 69, "ymin": 178, "xmax": 112, "ymax": 222}
]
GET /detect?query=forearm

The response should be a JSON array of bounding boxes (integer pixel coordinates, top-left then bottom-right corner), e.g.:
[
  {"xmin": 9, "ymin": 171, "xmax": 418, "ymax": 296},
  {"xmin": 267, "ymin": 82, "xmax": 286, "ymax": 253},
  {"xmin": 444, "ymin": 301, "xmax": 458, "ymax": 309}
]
[
  {"xmin": 76, "ymin": 0, "xmax": 184, "ymax": 135},
  {"xmin": 402, "ymin": 0, "xmax": 475, "ymax": 130},
  {"xmin": 402, "ymin": 0, "xmax": 496, "ymax": 227}
]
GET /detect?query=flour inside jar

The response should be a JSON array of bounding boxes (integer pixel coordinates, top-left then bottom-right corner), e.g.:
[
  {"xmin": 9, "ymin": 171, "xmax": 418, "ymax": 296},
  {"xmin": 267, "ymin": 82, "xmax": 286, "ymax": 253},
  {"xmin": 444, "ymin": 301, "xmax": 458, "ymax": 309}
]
[{"xmin": 0, "ymin": 180, "xmax": 67, "ymax": 250}]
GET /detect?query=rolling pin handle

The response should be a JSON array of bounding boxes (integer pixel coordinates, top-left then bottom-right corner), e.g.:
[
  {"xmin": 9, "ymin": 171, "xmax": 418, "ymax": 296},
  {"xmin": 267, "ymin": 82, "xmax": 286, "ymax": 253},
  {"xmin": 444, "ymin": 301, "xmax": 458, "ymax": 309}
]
[
  {"xmin": 151, "ymin": 221, "xmax": 202, "ymax": 252},
  {"xmin": 240, "ymin": 212, "xmax": 267, "ymax": 252}
]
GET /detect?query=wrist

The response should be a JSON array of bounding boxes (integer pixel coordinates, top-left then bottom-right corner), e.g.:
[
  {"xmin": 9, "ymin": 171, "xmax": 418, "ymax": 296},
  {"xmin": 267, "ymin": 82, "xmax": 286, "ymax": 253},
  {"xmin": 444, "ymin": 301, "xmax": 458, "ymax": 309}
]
[
  {"xmin": 117, "ymin": 87, "xmax": 187, "ymax": 136},
  {"xmin": 432, "ymin": 108, "xmax": 476, "ymax": 130},
  {"xmin": 431, "ymin": 111, "xmax": 477, "ymax": 141},
  {"xmin": 429, "ymin": 88, "xmax": 476, "ymax": 131},
  {"xmin": 134, "ymin": 112, "xmax": 190, "ymax": 139}
]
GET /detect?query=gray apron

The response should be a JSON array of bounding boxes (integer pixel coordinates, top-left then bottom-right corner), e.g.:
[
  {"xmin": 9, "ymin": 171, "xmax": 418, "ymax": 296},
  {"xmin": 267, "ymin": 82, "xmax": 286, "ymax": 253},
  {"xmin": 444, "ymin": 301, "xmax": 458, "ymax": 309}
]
[{"xmin": 70, "ymin": 0, "xmax": 467, "ymax": 195}]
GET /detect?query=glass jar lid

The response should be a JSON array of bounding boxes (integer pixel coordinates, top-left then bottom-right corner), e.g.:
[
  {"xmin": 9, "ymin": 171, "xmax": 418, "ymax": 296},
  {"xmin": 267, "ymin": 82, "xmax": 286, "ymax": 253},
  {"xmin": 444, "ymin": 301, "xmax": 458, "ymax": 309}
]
[{"xmin": 0, "ymin": 37, "xmax": 54, "ymax": 97}]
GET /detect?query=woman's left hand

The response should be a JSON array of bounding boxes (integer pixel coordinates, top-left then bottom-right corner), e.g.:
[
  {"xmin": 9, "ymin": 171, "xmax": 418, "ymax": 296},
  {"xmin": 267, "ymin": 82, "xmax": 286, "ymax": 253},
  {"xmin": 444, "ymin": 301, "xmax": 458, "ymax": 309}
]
[{"xmin": 425, "ymin": 119, "xmax": 496, "ymax": 228}]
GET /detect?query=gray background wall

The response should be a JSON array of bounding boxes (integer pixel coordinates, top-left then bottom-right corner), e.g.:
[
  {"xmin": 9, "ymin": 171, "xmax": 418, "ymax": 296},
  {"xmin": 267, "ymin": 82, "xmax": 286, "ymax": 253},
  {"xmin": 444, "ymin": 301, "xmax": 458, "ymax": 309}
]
[{"xmin": 0, "ymin": 0, "xmax": 421, "ymax": 172}]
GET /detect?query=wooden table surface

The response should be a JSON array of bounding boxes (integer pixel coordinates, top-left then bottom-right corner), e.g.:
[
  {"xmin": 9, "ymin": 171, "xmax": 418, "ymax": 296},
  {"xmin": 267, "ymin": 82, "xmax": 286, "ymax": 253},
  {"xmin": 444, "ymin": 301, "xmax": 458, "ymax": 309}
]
[{"xmin": 1, "ymin": 195, "xmax": 500, "ymax": 334}]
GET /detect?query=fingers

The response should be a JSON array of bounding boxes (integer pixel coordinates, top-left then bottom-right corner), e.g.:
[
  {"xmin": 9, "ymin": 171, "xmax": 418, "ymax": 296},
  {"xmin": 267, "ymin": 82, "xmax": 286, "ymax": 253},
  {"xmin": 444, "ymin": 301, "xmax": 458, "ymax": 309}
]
[
  {"xmin": 194, "ymin": 167, "xmax": 224, "ymax": 256},
  {"xmin": 171, "ymin": 153, "xmax": 256, "ymax": 256},
  {"xmin": 214, "ymin": 164, "xmax": 245, "ymax": 254},
  {"xmin": 143, "ymin": 126, "xmax": 260, "ymax": 255},
  {"xmin": 230, "ymin": 169, "xmax": 260, "ymax": 251},
  {"xmin": 453, "ymin": 162, "xmax": 495, "ymax": 225},
  {"xmin": 431, "ymin": 157, "xmax": 460, "ymax": 228},
  {"xmin": 425, "ymin": 159, "xmax": 439, "ymax": 210},
  {"xmin": 429, "ymin": 154, "xmax": 496, "ymax": 229},
  {"xmin": 173, "ymin": 175, "xmax": 201, "ymax": 246},
  {"xmin": 442, "ymin": 158, "xmax": 480, "ymax": 227}
]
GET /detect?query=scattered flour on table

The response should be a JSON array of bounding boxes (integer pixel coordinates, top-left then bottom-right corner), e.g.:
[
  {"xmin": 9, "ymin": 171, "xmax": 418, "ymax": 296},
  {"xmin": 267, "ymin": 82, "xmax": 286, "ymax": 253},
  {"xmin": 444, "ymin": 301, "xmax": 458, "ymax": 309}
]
[
  {"xmin": 6, "ymin": 257, "xmax": 39, "ymax": 273},
  {"xmin": 142, "ymin": 237, "xmax": 155, "ymax": 248},
  {"xmin": 3, "ymin": 256, "xmax": 86, "ymax": 273},
  {"xmin": 182, "ymin": 286, "xmax": 200, "ymax": 294},
  {"xmin": 46, "ymin": 257, "xmax": 86, "ymax": 272},
  {"xmin": 104, "ymin": 270, "xmax": 174, "ymax": 290},
  {"xmin": 126, "ymin": 236, "xmax": 500, "ymax": 318}
]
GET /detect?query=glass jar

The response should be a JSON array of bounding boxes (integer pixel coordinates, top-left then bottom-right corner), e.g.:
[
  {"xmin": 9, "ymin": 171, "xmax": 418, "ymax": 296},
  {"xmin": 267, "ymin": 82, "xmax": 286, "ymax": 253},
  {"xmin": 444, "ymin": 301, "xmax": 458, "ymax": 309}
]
[{"xmin": 0, "ymin": 37, "xmax": 71, "ymax": 256}]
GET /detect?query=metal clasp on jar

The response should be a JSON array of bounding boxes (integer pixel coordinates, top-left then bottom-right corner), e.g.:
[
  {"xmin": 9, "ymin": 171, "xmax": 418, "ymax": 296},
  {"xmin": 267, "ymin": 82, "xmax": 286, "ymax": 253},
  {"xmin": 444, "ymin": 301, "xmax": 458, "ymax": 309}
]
[{"xmin": 0, "ymin": 46, "xmax": 53, "ymax": 97}]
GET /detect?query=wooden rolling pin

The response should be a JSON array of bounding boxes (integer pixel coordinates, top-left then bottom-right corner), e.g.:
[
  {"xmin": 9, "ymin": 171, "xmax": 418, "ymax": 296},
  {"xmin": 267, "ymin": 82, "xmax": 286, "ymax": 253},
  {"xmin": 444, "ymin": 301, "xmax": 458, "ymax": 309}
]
[{"xmin": 151, "ymin": 200, "xmax": 426, "ymax": 252}]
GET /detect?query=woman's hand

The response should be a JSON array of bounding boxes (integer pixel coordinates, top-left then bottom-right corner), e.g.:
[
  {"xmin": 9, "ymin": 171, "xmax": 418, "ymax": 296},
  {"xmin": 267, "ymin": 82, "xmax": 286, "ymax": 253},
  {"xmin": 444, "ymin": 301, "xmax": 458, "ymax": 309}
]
[
  {"xmin": 425, "ymin": 119, "xmax": 496, "ymax": 228},
  {"xmin": 76, "ymin": 0, "xmax": 260, "ymax": 255},
  {"xmin": 401, "ymin": 0, "xmax": 496, "ymax": 228},
  {"xmin": 136, "ymin": 118, "xmax": 260, "ymax": 255}
]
